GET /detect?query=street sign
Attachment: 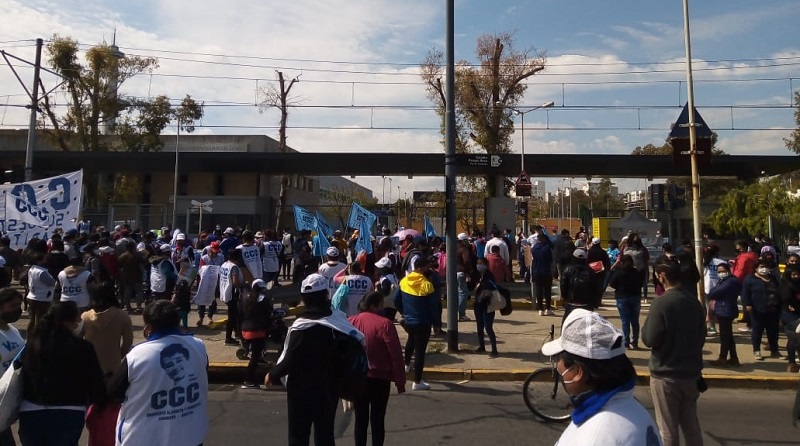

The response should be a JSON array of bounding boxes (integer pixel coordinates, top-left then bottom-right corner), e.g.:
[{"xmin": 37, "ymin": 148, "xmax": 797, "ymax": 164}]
[
  {"xmin": 515, "ymin": 170, "xmax": 532, "ymax": 197},
  {"xmin": 463, "ymin": 154, "xmax": 503, "ymax": 168},
  {"xmin": 190, "ymin": 199, "xmax": 213, "ymax": 234}
]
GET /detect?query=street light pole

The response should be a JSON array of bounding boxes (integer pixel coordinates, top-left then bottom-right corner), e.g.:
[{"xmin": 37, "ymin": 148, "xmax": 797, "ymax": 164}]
[
  {"xmin": 171, "ymin": 117, "xmax": 181, "ymax": 231},
  {"xmin": 496, "ymin": 101, "xmax": 554, "ymax": 174},
  {"xmin": 381, "ymin": 175, "xmax": 386, "ymax": 204}
]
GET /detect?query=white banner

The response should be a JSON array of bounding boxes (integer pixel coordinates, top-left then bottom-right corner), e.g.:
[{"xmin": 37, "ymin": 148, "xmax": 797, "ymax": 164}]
[{"xmin": 0, "ymin": 170, "xmax": 83, "ymax": 249}]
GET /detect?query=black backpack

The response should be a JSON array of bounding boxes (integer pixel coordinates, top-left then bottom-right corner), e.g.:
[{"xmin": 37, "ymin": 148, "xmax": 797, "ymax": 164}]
[
  {"xmin": 328, "ymin": 330, "xmax": 368, "ymax": 400},
  {"xmin": 569, "ymin": 265, "xmax": 593, "ymax": 302}
]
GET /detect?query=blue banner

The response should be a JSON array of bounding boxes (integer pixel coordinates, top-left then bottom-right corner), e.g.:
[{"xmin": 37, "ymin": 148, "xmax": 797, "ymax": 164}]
[
  {"xmin": 315, "ymin": 211, "xmax": 332, "ymax": 238},
  {"xmin": 293, "ymin": 205, "xmax": 316, "ymax": 232},
  {"xmin": 424, "ymin": 214, "xmax": 437, "ymax": 239},
  {"xmin": 355, "ymin": 220, "xmax": 373, "ymax": 255},
  {"xmin": 347, "ymin": 202, "xmax": 376, "ymax": 230}
]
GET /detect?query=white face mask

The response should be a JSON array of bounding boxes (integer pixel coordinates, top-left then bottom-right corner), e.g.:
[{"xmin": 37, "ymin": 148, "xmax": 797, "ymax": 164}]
[
  {"xmin": 757, "ymin": 267, "xmax": 769, "ymax": 276},
  {"xmin": 717, "ymin": 272, "xmax": 729, "ymax": 279}
]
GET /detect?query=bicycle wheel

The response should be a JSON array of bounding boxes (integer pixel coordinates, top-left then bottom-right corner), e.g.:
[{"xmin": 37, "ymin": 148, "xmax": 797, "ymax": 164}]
[{"xmin": 522, "ymin": 368, "xmax": 572, "ymax": 422}]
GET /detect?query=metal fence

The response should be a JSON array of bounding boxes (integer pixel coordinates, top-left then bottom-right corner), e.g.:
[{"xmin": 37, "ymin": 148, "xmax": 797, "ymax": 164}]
[{"xmin": 83, "ymin": 204, "xmax": 168, "ymax": 232}]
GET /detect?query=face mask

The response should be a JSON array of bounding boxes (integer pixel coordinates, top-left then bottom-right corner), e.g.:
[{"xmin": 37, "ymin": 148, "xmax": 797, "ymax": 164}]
[
  {"xmin": 0, "ymin": 309, "xmax": 22, "ymax": 324},
  {"xmin": 717, "ymin": 272, "xmax": 729, "ymax": 279},
  {"xmin": 757, "ymin": 267, "xmax": 769, "ymax": 276},
  {"xmin": 476, "ymin": 265, "xmax": 487, "ymax": 273}
]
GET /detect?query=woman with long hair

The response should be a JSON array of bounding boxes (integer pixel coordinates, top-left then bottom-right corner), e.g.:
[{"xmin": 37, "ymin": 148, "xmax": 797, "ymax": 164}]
[
  {"xmin": 19, "ymin": 301, "xmax": 106, "ymax": 445},
  {"xmin": 348, "ymin": 292, "xmax": 405, "ymax": 446}
]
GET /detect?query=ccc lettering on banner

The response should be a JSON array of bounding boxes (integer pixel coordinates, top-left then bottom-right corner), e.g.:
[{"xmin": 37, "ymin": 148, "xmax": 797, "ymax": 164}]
[{"xmin": 150, "ymin": 383, "xmax": 201, "ymax": 410}]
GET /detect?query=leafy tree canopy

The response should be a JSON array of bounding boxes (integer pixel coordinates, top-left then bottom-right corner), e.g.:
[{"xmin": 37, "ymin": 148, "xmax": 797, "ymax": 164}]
[{"xmin": 707, "ymin": 178, "xmax": 800, "ymax": 237}]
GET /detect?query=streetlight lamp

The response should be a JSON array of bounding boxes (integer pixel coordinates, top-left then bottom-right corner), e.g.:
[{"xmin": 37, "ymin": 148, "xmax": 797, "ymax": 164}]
[{"xmin": 495, "ymin": 101, "xmax": 555, "ymax": 173}]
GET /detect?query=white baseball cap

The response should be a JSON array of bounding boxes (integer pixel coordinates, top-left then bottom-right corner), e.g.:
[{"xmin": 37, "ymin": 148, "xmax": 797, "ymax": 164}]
[
  {"xmin": 572, "ymin": 248, "xmax": 587, "ymax": 259},
  {"xmin": 592, "ymin": 237, "xmax": 601, "ymax": 245},
  {"xmin": 457, "ymin": 232, "xmax": 469, "ymax": 241},
  {"xmin": 375, "ymin": 257, "xmax": 392, "ymax": 269},
  {"xmin": 326, "ymin": 247, "xmax": 339, "ymax": 258},
  {"xmin": 301, "ymin": 273, "xmax": 329, "ymax": 294},
  {"xmin": 176, "ymin": 233, "xmax": 186, "ymax": 241},
  {"xmin": 159, "ymin": 244, "xmax": 172, "ymax": 253},
  {"xmin": 541, "ymin": 309, "xmax": 626, "ymax": 360}
]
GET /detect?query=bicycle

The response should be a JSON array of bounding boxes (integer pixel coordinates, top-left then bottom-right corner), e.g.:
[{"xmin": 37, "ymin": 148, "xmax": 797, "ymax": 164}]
[{"xmin": 522, "ymin": 324, "xmax": 572, "ymax": 423}]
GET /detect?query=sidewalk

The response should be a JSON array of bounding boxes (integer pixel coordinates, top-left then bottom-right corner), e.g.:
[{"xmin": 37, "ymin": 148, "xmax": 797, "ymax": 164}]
[{"xmin": 171, "ymin": 282, "xmax": 800, "ymax": 389}]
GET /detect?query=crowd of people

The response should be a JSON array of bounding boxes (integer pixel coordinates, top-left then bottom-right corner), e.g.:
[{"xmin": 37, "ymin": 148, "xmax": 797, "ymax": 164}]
[{"xmin": 1, "ymin": 218, "xmax": 800, "ymax": 445}]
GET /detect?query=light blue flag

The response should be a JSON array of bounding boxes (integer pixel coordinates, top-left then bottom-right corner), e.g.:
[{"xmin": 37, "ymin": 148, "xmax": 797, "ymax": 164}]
[
  {"xmin": 315, "ymin": 211, "xmax": 332, "ymax": 238},
  {"xmin": 424, "ymin": 214, "xmax": 437, "ymax": 239},
  {"xmin": 356, "ymin": 220, "xmax": 373, "ymax": 255},
  {"xmin": 293, "ymin": 205, "xmax": 316, "ymax": 232},
  {"xmin": 313, "ymin": 222, "xmax": 331, "ymax": 257},
  {"xmin": 347, "ymin": 202, "xmax": 377, "ymax": 230}
]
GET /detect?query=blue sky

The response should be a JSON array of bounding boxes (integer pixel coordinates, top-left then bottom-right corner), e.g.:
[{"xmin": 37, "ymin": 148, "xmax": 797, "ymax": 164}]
[{"xmin": 1, "ymin": 0, "xmax": 798, "ymax": 199}]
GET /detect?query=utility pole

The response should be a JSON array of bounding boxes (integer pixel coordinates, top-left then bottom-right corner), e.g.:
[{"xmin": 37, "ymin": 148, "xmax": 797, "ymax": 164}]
[
  {"xmin": 444, "ymin": 0, "xmax": 459, "ymax": 352},
  {"xmin": 24, "ymin": 38, "xmax": 43, "ymax": 182}
]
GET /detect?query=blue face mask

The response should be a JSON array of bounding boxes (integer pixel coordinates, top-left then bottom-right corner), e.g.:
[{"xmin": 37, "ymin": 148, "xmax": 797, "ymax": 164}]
[{"xmin": 476, "ymin": 265, "xmax": 487, "ymax": 273}]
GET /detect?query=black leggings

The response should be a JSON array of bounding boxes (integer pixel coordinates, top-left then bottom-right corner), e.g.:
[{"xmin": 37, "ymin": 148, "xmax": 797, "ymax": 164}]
[
  {"xmin": 533, "ymin": 274, "xmax": 553, "ymax": 311},
  {"xmin": 226, "ymin": 299, "xmax": 242, "ymax": 340},
  {"xmin": 287, "ymin": 387, "xmax": 337, "ymax": 446},
  {"xmin": 198, "ymin": 300, "xmax": 218, "ymax": 319},
  {"xmin": 245, "ymin": 337, "xmax": 266, "ymax": 384},
  {"xmin": 717, "ymin": 316, "xmax": 738, "ymax": 360},
  {"xmin": 353, "ymin": 378, "xmax": 391, "ymax": 446},
  {"xmin": 404, "ymin": 324, "xmax": 432, "ymax": 383}
]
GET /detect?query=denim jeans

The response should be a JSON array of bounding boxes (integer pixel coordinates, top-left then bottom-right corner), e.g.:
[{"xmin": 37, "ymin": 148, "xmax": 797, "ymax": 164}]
[
  {"xmin": 474, "ymin": 305, "xmax": 497, "ymax": 353},
  {"xmin": 616, "ymin": 296, "xmax": 641, "ymax": 346},
  {"xmin": 19, "ymin": 409, "xmax": 85, "ymax": 446},
  {"xmin": 456, "ymin": 272, "xmax": 469, "ymax": 317}
]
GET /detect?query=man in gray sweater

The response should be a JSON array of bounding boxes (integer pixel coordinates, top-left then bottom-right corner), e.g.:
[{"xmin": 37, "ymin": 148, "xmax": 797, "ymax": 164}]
[{"xmin": 642, "ymin": 257, "xmax": 706, "ymax": 446}]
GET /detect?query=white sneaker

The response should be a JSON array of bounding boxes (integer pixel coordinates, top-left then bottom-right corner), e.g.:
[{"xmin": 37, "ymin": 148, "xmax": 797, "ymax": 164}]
[
  {"xmin": 538, "ymin": 310, "xmax": 544, "ymax": 316},
  {"xmin": 412, "ymin": 380, "xmax": 431, "ymax": 391},
  {"xmin": 404, "ymin": 364, "xmax": 412, "ymax": 374}
]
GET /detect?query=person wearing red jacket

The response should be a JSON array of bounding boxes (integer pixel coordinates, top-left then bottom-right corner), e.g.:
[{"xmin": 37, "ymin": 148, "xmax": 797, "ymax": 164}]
[
  {"xmin": 732, "ymin": 240, "xmax": 758, "ymax": 281},
  {"xmin": 732, "ymin": 239, "xmax": 759, "ymax": 333},
  {"xmin": 486, "ymin": 245, "xmax": 510, "ymax": 283},
  {"xmin": 349, "ymin": 292, "xmax": 406, "ymax": 446}
]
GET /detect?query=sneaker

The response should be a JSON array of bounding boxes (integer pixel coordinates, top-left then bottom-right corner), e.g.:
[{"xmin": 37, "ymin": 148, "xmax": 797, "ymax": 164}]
[
  {"xmin": 788, "ymin": 362, "xmax": 800, "ymax": 373},
  {"xmin": 488, "ymin": 351, "xmax": 499, "ymax": 358},
  {"xmin": 737, "ymin": 327, "xmax": 751, "ymax": 333},
  {"xmin": 706, "ymin": 327, "xmax": 717, "ymax": 337},
  {"xmin": 538, "ymin": 310, "xmax": 544, "ymax": 316},
  {"xmin": 412, "ymin": 381, "xmax": 431, "ymax": 391},
  {"xmin": 727, "ymin": 357, "xmax": 741, "ymax": 367},
  {"xmin": 240, "ymin": 382, "xmax": 259, "ymax": 389},
  {"xmin": 474, "ymin": 346, "xmax": 486, "ymax": 353},
  {"xmin": 225, "ymin": 339, "xmax": 240, "ymax": 346},
  {"xmin": 404, "ymin": 364, "xmax": 412, "ymax": 374},
  {"xmin": 458, "ymin": 315, "xmax": 470, "ymax": 322},
  {"xmin": 770, "ymin": 352, "xmax": 787, "ymax": 360},
  {"xmin": 196, "ymin": 319, "xmax": 204, "ymax": 327},
  {"xmin": 545, "ymin": 309, "xmax": 554, "ymax": 316},
  {"xmin": 754, "ymin": 351, "xmax": 763, "ymax": 361}
]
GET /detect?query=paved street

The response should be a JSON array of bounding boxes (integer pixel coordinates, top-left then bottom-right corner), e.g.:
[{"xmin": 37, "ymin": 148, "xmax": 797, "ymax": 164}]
[{"xmin": 205, "ymin": 383, "xmax": 798, "ymax": 445}]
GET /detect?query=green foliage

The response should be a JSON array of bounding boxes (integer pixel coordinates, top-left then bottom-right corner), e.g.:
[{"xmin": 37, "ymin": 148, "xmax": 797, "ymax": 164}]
[
  {"xmin": 785, "ymin": 91, "xmax": 800, "ymax": 155},
  {"xmin": 420, "ymin": 32, "xmax": 546, "ymax": 196},
  {"xmin": 707, "ymin": 178, "xmax": 800, "ymax": 237}
]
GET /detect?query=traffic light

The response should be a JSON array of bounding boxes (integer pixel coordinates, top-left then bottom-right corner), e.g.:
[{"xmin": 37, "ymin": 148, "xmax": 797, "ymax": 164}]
[
  {"xmin": 665, "ymin": 184, "xmax": 687, "ymax": 210},
  {"xmin": 518, "ymin": 201, "xmax": 528, "ymax": 218},
  {"xmin": 649, "ymin": 184, "xmax": 664, "ymax": 211}
]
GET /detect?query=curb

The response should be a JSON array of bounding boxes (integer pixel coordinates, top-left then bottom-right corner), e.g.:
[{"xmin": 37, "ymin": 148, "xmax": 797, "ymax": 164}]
[{"xmin": 208, "ymin": 362, "xmax": 800, "ymax": 390}]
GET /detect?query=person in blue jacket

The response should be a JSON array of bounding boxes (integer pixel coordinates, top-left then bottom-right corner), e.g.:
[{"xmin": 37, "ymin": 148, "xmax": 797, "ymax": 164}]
[
  {"xmin": 707, "ymin": 262, "xmax": 742, "ymax": 367},
  {"xmin": 394, "ymin": 256, "xmax": 439, "ymax": 391}
]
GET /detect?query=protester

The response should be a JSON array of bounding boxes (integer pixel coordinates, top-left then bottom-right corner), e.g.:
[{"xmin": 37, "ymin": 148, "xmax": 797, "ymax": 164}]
[
  {"xmin": 531, "ymin": 232, "xmax": 555, "ymax": 316},
  {"xmin": 108, "ymin": 300, "xmax": 209, "ymax": 446},
  {"xmin": 266, "ymin": 273, "xmax": 364, "ymax": 446},
  {"xmin": 642, "ymin": 258, "xmax": 705, "ymax": 446},
  {"xmin": 19, "ymin": 301, "xmax": 106, "ymax": 445},
  {"xmin": 374, "ymin": 256, "xmax": 400, "ymax": 321},
  {"xmin": 318, "ymin": 246, "xmax": 347, "ymax": 299},
  {"xmin": 25, "ymin": 251, "xmax": 56, "ymax": 334},
  {"xmin": 560, "ymin": 248, "xmax": 596, "ymax": 321},
  {"xmin": 82, "ymin": 282, "xmax": 133, "ymax": 377},
  {"xmin": 55, "ymin": 255, "xmax": 94, "ymax": 313},
  {"xmin": 118, "ymin": 241, "xmax": 146, "ymax": 313},
  {"xmin": 395, "ymin": 256, "xmax": 439, "ymax": 390},
  {"xmin": 473, "ymin": 257, "xmax": 500, "ymax": 358},
  {"xmin": 707, "ymin": 262, "xmax": 742, "ymax": 367},
  {"xmin": 333, "ymin": 262, "xmax": 374, "ymax": 317},
  {"xmin": 149, "ymin": 244, "xmax": 177, "ymax": 301},
  {"xmin": 543, "ymin": 309, "xmax": 662, "ymax": 445},
  {"xmin": 220, "ymin": 247, "xmax": 249, "ymax": 346},
  {"xmin": 348, "ymin": 291, "xmax": 406, "ymax": 446},
  {"xmin": 455, "ymin": 233, "xmax": 477, "ymax": 321},
  {"xmin": 195, "ymin": 240, "xmax": 223, "ymax": 326},
  {"xmin": 240, "ymin": 279, "xmax": 271, "ymax": 389},
  {"xmin": 742, "ymin": 258, "xmax": 783, "ymax": 360},
  {"xmin": 609, "ymin": 254, "xmax": 643, "ymax": 349},
  {"xmin": 0, "ymin": 288, "xmax": 24, "ymax": 445}
]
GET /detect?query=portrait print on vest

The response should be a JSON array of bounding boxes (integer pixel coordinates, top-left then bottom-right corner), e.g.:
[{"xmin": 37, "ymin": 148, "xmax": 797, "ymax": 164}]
[{"xmin": 151, "ymin": 343, "xmax": 203, "ymax": 412}]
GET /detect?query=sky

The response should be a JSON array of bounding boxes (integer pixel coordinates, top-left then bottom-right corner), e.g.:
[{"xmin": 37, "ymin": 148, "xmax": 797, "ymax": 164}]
[{"xmin": 1, "ymin": 0, "xmax": 799, "ymax": 201}]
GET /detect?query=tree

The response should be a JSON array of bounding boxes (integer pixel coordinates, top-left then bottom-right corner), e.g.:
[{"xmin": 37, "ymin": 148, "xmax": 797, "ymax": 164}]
[
  {"xmin": 420, "ymin": 32, "xmax": 546, "ymax": 196},
  {"xmin": 258, "ymin": 71, "xmax": 301, "ymax": 231},
  {"xmin": 319, "ymin": 185, "xmax": 378, "ymax": 232},
  {"xmin": 785, "ymin": 91, "xmax": 800, "ymax": 154},
  {"xmin": 630, "ymin": 137, "xmax": 741, "ymax": 199},
  {"xmin": 707, "ymin": 178, "xmax": 800, "ymax": 237},
  {"xmin": 38, "ymin": 35, "xmax": 204, "ymax": 207}
]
